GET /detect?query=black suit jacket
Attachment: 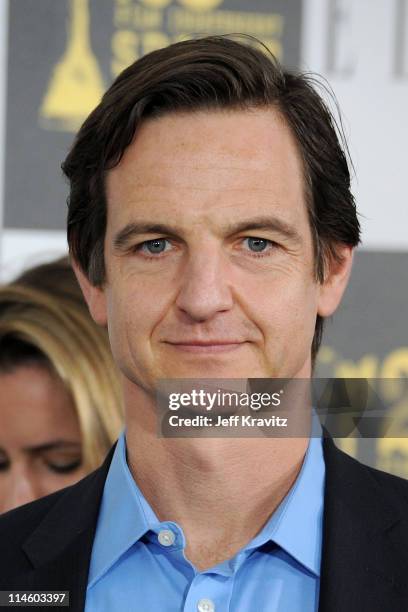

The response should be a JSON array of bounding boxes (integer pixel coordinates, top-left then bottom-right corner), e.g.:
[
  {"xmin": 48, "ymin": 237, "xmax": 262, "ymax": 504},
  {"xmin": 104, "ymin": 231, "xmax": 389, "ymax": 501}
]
[{"xmin": 1, "ymin": 437, "xmax": 408, "ymax": 611}]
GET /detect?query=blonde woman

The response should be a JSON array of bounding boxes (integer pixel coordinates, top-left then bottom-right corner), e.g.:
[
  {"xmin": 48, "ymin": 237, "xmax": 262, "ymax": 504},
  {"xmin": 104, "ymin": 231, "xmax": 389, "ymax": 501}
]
[{"xmin": 0, "ymin": 257, "xmax": 123, "ymax": 513}]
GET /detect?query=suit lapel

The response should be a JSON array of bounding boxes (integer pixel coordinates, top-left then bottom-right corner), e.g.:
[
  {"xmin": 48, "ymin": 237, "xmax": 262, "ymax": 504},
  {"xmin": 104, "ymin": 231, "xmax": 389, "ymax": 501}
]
[
  {"xmin": 318, "ymin": 436, "xmax": 407, "ymax": 612},
  {"xmin": 21, "ymin": 445, "xmax": 115, "ymax": 612}
]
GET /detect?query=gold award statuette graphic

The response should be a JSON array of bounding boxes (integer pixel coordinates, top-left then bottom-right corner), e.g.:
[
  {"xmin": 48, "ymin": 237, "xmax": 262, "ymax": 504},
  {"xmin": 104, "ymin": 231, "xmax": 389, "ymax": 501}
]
[
  {"xmin": 39, "ymin": 0, "xmax": 105, "ymax": 132},
  {"xmin": 39, "ymin": 0, "xmax": 282, "ymax": 130}
]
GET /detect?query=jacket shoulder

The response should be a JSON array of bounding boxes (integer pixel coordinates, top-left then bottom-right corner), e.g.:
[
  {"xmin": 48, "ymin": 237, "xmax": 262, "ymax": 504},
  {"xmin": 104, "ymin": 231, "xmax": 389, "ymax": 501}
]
[
  {"xmin": 360, "ymin": 456, "xmax": 408, "ymax": 504},
  {"xmin": 0, "ymin": 484, "xmax": 78, "ymax": 577},
  {"xmin": 326, "ymin": 437, "xmax": 408, "ymax": 508},
  {"xmin": 0, "ymin": 486, "xmax": 69, "ymax": 538},
  {"xmin": 0, "ymin": 466, "xmax": 105, "ymax": 579}
]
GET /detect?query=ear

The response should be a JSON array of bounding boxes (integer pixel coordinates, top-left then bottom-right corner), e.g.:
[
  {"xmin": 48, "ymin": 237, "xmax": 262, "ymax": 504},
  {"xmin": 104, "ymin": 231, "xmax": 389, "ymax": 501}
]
[
  {"xmin": 317, "ymin": 245, "xmax": 354, "ymax": 317},
  {"xmin": 71, "ymin": 259, "xmax": 108, "ymax": 327}
]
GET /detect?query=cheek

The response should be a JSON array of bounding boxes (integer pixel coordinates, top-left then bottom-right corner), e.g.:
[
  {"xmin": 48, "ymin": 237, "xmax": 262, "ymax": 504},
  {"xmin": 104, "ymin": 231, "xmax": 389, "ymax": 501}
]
[
  {"xmin": 242, "ymin": 273, "xmax": 318, "ymax": 343},
  {"xmin": 106, "ymin": 277, "xmax": 171, "ymax": 354}
]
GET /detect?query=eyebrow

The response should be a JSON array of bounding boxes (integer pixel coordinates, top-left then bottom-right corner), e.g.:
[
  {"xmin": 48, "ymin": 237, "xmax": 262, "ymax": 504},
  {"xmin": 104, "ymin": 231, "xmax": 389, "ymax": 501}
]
[
  {"xmin": 113, "ymin": 215, "xmax": 302, "ymax": 251},
  {"xmin": 113, "ymin": 223, "xmax": 181, "ymax": 250},
  {"xmin": 22, "ymin": 441, "xmax": 81, "ymax": 454}
]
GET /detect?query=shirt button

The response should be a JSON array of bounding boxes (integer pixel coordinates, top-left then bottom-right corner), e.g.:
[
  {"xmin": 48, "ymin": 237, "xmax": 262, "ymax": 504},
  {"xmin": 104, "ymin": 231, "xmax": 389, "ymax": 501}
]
[
  {"xmin": 197, "ymin": 598, "xmax": 215, "ymax": 612},
  {"xmin": 157, "ymin": 529, "xmax": 176, "ymax": 547}
]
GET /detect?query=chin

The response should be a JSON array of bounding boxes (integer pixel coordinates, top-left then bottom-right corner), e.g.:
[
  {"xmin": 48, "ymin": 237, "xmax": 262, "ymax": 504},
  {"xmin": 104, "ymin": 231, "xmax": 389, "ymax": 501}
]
[{"xmin": 161, "ymin": 364, "xmax": 264, "ymax": 380}]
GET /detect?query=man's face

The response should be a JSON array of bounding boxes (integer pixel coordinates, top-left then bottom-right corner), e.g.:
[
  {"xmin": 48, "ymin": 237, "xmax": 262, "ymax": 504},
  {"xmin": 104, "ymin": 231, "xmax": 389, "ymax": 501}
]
[{"xmin": 87, "ymin": 109, "xmax": 341, "ymax": 390}]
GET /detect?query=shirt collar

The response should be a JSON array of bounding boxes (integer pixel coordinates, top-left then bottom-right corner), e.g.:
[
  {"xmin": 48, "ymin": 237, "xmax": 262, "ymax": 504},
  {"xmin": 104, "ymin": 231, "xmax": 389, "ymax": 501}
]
[
  {"xmin": 245, "ymin": 430, "xmax": 325, "ymax": 577},
  {"xmin": 87, "ymin": 431, "xmax": 160, "ymax": 588},
  {"xmin": 88, "ymin": 424, "xmax": 325, "ymax": 586}
]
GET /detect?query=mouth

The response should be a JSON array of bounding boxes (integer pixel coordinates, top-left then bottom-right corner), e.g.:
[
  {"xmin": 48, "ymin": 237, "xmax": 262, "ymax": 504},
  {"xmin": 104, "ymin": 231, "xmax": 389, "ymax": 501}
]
[{"xmin": 164, "ymin": 341, "xmax": 246, "ymax": 353}]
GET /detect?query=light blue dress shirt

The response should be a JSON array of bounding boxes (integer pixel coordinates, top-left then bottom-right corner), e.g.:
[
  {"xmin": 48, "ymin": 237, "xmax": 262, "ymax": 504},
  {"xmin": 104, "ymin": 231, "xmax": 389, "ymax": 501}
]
[{"xmin": 85, "ymin": 431, "xmax": 325, "ymax": 612}]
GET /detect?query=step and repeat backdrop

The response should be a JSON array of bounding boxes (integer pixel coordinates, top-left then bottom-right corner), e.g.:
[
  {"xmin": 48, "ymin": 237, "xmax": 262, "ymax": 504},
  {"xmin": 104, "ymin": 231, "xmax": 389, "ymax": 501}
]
[{"xmin": 0, "ymin": 0, "xmax": 407, "ymax": 474}]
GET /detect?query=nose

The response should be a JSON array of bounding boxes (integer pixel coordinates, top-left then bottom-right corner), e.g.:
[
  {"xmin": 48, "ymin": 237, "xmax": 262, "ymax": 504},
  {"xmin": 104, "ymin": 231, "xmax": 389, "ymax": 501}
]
[
  {"xmin": 1, "ymin": 469, "xmax": 38, "ymax": 514},
  {"xmin": 175, "ymin": 245, "xmax": 234, "ymax": 321}
]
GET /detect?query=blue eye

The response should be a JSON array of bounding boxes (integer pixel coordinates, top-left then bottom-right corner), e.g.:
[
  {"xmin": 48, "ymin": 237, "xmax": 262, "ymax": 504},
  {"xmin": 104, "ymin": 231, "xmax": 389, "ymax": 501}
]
[
  {"xmin": 245, "ymin": 237, "xmax": 270, "ymax": 252},
  {"xmin": 143, "ymin": 239, "xmax": 168, "ymax": 254}
]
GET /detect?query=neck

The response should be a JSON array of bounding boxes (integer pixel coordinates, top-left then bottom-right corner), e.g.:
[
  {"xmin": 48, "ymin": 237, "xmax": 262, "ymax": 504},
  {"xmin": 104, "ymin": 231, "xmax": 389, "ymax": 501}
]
[{"xmin": 123, "ymin": 378, "xmax": 310, "ymax": 570}]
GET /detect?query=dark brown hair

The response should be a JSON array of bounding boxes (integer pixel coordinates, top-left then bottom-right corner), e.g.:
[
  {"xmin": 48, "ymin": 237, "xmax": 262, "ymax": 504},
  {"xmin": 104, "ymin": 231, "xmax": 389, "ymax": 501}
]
[{"xmin": 63, "ymin": 35, "xmax": 361, "ymax": 360}]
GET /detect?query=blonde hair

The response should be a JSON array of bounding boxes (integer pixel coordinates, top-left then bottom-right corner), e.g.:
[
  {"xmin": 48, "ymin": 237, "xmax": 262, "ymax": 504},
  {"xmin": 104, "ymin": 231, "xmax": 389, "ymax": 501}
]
[{"xmin": 0, "ymin": 258, "xmax": 123, "ymax": 471}]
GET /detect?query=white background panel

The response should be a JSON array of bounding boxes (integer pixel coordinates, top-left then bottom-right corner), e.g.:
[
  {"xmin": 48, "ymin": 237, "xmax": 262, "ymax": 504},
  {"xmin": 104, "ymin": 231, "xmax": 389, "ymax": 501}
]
[
  {"xmin": 1, "ymin": 229, "xmax": 67, "ymax": 281},
  {"xmin": 301, "ymin": 0, "xmax": 408, "ymax": 249}
]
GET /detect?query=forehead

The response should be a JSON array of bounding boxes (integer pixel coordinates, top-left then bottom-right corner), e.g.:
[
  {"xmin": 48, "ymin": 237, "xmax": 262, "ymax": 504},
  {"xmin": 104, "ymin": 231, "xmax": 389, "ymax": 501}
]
[{"xmin": 105, "ymin": 108, "xmax": 307, "ymax": 231}]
